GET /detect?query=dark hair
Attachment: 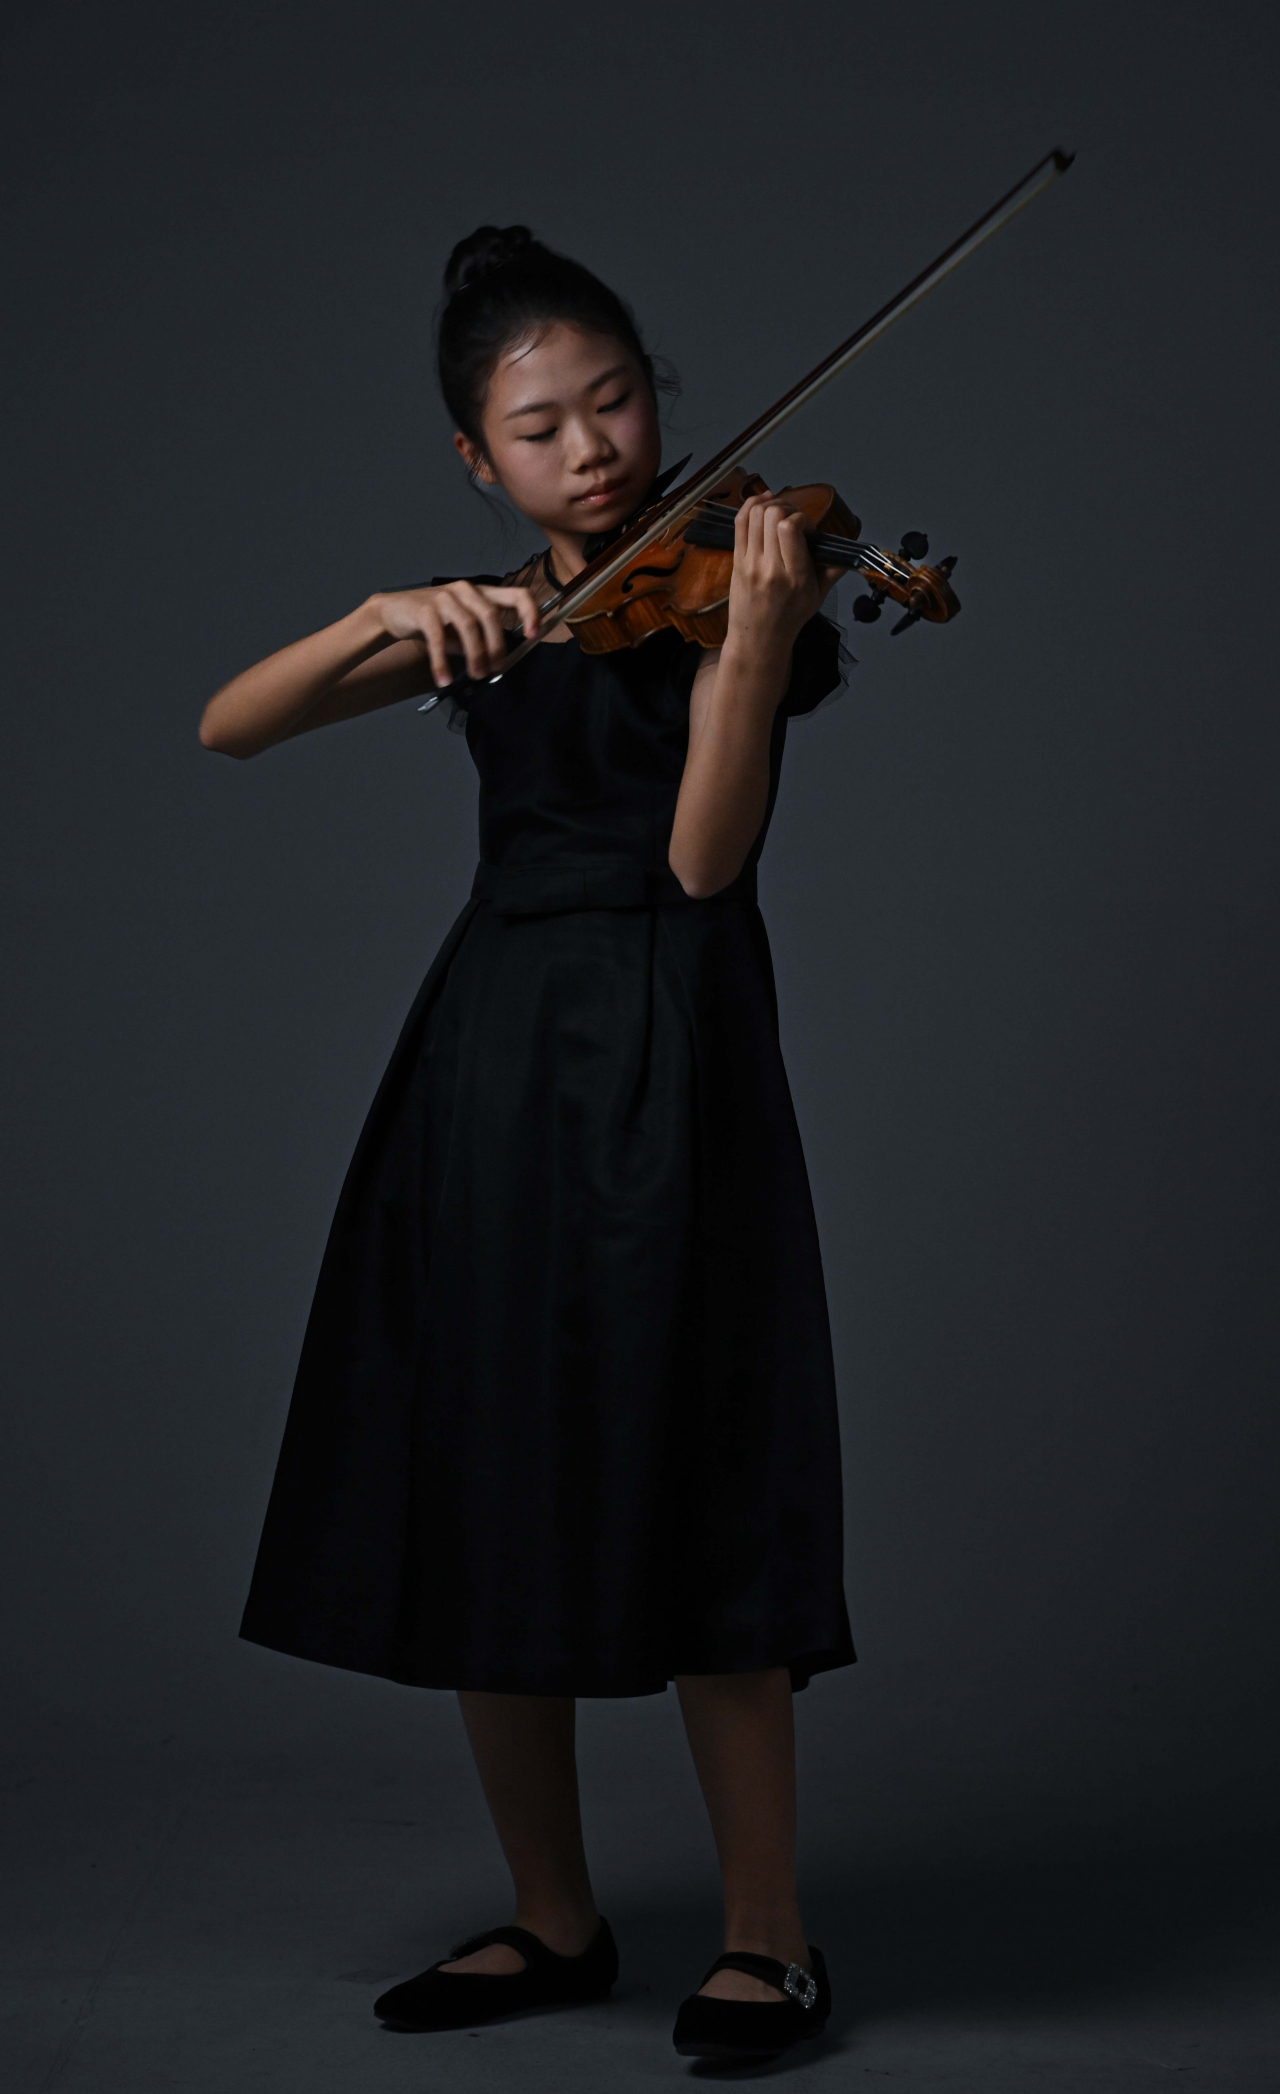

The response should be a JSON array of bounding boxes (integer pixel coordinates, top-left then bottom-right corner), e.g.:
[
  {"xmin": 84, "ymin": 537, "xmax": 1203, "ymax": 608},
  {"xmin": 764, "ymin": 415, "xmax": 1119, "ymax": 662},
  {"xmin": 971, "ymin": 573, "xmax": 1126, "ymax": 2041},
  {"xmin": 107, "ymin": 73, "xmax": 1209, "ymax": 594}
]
[{"xmin": 437, "ymin": 223, "xmax": 676, "ymax": 451}]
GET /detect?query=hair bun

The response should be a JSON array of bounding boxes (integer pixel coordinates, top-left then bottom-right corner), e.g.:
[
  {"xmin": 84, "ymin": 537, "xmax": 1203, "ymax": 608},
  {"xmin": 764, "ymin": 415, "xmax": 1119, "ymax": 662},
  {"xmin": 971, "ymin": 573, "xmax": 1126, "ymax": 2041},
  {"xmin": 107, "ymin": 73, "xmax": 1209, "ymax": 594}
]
[{"xmin": 444, "ymin": 224, "xmax": 535, "ymax": 299}]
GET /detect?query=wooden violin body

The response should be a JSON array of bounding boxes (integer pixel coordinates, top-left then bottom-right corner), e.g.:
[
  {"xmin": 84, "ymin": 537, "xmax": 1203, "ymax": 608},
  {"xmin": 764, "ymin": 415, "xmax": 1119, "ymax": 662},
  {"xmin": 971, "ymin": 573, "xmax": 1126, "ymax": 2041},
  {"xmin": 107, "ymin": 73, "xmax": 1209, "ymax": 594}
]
[{"xmin": 564, "ymin": 468, "xmax": 960, "ymax": 655}]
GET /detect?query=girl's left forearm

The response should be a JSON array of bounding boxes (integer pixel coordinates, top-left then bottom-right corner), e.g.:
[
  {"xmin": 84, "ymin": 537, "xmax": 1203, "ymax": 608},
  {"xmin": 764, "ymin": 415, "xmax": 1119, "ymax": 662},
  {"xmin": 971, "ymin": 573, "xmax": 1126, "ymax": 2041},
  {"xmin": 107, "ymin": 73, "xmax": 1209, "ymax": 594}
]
[
  {"xmin": 669, "ymin": 489, "xmax": 831, "ymax": 897},
  {"xmin": 667, "ymin": 633, "xmax": 793, "ymax": 898}
]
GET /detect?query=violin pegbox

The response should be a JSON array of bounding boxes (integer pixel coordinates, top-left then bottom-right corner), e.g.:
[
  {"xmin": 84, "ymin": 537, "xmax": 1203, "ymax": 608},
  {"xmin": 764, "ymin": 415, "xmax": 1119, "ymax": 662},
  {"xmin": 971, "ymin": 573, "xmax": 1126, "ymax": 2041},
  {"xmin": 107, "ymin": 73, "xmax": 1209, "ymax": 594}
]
[{"xmin": 852, "ymin": 531, "xmax": 960, "ymax": 635}]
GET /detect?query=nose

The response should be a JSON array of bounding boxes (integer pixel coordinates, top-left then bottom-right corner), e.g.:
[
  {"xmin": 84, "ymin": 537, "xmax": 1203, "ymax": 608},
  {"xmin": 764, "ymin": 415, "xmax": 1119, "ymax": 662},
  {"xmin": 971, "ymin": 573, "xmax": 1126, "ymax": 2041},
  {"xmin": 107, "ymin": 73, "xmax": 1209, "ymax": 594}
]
[{"xmin": 564, "ymin": 412, "xmax": 616, "ymax": 472}]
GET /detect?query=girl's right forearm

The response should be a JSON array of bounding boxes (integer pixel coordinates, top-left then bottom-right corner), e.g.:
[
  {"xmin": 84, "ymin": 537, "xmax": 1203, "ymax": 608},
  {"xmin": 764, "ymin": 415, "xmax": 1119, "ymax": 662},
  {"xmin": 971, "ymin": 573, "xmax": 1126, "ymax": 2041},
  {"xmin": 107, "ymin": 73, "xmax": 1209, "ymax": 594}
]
[{"xmin": 199, "ymin": 596, "xmax": 394, "ymax": 759}]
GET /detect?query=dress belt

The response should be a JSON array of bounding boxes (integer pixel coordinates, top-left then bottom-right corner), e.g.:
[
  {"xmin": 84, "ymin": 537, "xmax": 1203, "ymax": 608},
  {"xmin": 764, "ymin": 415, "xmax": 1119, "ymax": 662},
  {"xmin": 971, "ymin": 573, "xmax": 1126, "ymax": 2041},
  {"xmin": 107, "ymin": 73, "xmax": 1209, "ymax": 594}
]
[{"xmin": 471, "ymin": 860, "xmax": 758, "ymax": 919}]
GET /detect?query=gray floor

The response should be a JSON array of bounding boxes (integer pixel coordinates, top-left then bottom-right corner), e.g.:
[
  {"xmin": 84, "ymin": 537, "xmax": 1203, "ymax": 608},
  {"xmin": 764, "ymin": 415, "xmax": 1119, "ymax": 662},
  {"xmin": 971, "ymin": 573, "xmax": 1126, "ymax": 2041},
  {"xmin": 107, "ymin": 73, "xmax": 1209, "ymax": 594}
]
[{"xmin": 6, "ymin": 1737, "xmax": 1278, "ymax": 2093}]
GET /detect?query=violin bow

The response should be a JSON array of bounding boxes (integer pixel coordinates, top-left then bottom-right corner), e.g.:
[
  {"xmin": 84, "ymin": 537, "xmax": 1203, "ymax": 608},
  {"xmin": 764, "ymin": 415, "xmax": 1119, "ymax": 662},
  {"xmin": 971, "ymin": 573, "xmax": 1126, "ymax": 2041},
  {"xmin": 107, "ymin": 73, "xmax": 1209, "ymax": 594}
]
[{"xmin": 420, "ymin": 146, "xmax": 1073, "ymax": 708}]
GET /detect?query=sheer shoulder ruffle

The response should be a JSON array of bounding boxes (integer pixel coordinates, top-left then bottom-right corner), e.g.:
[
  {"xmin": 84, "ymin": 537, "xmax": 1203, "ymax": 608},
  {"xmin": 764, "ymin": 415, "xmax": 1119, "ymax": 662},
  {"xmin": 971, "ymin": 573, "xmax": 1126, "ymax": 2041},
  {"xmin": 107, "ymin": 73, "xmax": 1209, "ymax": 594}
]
[{"xmin": 781, "ymin": 600, "xmax": 858, "ymax": 720}]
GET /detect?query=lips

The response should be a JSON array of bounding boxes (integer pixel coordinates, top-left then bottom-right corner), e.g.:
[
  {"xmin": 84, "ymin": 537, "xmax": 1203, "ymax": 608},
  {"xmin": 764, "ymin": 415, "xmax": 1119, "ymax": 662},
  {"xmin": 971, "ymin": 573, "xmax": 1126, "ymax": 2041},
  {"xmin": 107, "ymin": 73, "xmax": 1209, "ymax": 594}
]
[{"xmin": 576, "ymin": 477, "xmax": 629, "ymax": 506}]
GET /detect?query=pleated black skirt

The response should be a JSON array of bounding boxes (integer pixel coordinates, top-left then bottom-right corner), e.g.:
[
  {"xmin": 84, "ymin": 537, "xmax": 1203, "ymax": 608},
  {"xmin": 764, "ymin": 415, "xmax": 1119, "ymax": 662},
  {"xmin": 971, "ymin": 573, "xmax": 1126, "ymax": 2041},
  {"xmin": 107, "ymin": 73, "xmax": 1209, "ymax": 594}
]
[{"xmin": 240, "ymin": 868, "xmax": 855, "ymax": 1696}]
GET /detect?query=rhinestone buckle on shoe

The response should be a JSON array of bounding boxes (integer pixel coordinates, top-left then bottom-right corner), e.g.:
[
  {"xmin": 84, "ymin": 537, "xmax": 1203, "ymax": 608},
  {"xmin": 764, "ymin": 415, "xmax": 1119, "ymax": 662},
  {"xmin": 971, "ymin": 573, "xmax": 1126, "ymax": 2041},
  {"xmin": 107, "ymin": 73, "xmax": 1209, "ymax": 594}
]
[{"xmin": 783, "ymin": 1962, "xmax": 818, "ymax": 2009}]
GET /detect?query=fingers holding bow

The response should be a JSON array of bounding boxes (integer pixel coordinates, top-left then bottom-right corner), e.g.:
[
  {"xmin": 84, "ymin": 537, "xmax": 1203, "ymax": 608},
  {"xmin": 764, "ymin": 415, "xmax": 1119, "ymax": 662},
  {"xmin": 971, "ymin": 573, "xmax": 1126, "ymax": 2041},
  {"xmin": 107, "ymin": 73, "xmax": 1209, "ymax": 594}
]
[{"xmin": 377, "ymin": 580, "xmax": 541, "ymax": 688}]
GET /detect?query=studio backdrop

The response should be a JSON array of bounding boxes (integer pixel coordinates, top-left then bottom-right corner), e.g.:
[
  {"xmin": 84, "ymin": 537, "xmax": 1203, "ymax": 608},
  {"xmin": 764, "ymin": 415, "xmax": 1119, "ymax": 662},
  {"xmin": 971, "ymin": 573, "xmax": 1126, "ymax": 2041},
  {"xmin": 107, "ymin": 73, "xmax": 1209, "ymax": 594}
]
[{"xmin": 2, "ymin": 0, "xmax": 1276, "ymax": 1866}]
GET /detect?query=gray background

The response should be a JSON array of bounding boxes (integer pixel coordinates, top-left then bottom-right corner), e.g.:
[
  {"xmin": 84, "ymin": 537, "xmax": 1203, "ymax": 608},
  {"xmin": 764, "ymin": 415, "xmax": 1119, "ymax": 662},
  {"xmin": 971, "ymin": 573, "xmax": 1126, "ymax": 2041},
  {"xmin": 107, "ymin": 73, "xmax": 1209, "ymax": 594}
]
[{"xmin": 3, "ymin": 2, "xmax": 1278, "ymax": 2087}]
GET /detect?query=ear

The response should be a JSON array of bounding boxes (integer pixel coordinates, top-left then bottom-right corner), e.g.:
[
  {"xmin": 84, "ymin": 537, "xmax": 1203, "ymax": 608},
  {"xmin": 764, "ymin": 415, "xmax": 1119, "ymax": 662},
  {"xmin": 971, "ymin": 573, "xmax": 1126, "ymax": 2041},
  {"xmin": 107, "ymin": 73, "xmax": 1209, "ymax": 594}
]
[{"xmin": 453, "ymin": 432, "xmax": 496, "ymax": 485}]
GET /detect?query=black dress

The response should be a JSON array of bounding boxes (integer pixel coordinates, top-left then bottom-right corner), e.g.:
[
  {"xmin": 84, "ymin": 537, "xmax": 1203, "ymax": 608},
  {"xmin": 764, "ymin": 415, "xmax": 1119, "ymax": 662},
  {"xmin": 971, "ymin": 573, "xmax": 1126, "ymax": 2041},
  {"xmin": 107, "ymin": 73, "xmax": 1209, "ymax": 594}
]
[{"xmin": 240, "ymin": 589, "xmax": 856, "ymax": 1697}]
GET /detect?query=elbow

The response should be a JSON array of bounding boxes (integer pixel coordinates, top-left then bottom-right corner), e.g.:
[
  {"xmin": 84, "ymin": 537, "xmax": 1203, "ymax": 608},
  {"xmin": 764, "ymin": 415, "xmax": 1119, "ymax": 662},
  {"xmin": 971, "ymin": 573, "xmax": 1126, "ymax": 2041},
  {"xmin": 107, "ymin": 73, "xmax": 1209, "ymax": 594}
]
[
  {"xmin": 667, "ymin": 845, "xmax": 743, "ymax": 901},
  {"xmin": 674, "ymin": 872, "xmax": 729, "ymax": 901},
  {"xmin": 198, "ymin": 706, "xmax": 254, "ymax": 758}
]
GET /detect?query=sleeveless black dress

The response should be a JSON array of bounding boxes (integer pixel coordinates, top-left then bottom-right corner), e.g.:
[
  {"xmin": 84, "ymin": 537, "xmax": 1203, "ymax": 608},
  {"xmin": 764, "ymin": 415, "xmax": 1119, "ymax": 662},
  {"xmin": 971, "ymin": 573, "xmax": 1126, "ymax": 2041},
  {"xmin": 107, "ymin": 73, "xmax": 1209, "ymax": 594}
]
[{"xmin": 240, "ymin": 592, "xmax": 856, "ymax": 1696}]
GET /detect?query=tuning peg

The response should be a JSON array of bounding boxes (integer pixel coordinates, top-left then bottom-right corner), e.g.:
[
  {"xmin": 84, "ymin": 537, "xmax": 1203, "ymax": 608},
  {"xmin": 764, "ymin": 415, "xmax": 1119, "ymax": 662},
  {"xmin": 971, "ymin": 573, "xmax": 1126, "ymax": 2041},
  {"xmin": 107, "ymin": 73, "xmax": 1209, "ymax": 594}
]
[
  {"xmin": 898, "ymin": 531, "xmax": 929, "ymax": 561},
  {"xmin": 938, "ymin": 555, "xmax": 957, "ymax": 575},
  {"xmin": 889, "ymin": 610, "xmax": 921, "ymax": 636},
  {"xmin": 852, "ymin": 592, "xmax": 883, "ymax": 624}
]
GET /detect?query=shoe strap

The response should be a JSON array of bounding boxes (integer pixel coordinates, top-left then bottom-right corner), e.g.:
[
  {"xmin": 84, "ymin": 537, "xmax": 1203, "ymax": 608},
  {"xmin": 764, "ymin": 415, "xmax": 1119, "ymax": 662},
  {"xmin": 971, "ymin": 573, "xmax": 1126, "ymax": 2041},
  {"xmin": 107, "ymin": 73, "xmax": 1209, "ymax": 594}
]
[
  {"xmin": 446, "ymin": 1923, "xmax": 554, "ymax": 1965},
  {"xmin": 703, "ymin": 1950, "xmax": 819, "ymax": 2008}
]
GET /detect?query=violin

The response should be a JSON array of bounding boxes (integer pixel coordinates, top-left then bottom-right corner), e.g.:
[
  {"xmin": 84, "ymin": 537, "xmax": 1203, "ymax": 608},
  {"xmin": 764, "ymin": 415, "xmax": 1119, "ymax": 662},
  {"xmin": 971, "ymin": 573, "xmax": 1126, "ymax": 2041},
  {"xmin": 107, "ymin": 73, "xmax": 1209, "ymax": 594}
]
[
  {"xmin": 566, "ymin": 466, "xmax": 960, "ymax": 651},
  {"xmin": 420, "ymin": 147, "xmax": 1071, "ymax": 710}
]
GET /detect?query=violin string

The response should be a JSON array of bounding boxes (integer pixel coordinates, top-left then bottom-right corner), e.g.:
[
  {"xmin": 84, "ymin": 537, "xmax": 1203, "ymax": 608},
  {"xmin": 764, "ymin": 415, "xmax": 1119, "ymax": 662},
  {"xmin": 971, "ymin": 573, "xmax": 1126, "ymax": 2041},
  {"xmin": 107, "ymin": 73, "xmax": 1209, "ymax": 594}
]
[
  {"xmin": 693, "ymin": 502, "xmax": 907, "ymax": 575},
  {"xmin": 687, "ymin": 506, "xmax": 910, "ymax": 585}
]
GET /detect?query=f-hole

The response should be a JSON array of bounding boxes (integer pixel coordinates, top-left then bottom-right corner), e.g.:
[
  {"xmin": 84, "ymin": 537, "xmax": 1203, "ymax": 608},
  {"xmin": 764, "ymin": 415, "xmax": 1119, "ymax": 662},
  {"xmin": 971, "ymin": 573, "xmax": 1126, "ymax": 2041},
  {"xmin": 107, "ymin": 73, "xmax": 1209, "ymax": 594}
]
[{"xmin": 620, "ymin": 556, "xmax": 684, "ymax": 596}]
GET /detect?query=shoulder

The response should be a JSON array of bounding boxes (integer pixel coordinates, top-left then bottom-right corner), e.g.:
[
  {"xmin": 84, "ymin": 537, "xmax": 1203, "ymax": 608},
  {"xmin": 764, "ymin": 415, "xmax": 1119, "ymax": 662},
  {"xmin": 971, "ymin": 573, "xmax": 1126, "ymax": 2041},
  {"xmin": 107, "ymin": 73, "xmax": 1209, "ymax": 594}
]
[
  {"xmin": 503, "ymin": 552, "xmax": 548, "ymax": 592},
  {"xmin": 430, "ymin": 553, "xmax": 549, "ymax": 610}
]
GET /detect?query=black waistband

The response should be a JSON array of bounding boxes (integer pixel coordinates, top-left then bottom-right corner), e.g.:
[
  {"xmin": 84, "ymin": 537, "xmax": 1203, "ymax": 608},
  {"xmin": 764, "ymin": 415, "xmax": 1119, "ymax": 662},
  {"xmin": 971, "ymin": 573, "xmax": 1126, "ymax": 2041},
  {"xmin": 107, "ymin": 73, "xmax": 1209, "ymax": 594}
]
[{"xmin": 471, "ymin": 860, "xmax": 757, "ymax": 919}]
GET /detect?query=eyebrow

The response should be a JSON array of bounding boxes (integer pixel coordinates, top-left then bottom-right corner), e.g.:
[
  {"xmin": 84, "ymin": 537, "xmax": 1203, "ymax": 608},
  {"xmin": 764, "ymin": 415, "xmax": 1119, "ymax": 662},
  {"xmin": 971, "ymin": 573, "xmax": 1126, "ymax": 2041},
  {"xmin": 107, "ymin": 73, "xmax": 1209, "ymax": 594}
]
[{"xmin": 502, "ymin": 363, "xmax": 632, "ymax": 420}]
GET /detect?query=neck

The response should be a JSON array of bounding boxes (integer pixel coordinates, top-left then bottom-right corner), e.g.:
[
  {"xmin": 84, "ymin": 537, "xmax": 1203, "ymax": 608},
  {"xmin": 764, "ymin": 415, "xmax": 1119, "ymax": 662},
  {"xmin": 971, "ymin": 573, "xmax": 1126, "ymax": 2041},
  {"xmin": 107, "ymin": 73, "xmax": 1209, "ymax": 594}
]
[{"xmin": 543, "ymin": 529, "xmax": 590, "ymax": 586}]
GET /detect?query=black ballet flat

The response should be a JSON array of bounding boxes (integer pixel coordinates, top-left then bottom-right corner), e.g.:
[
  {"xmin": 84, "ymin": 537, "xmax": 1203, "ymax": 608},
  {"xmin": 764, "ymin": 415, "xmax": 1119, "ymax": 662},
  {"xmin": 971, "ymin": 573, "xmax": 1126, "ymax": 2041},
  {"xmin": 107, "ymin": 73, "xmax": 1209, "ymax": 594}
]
[
  {"xmin": 672, "ymin": 1945, "xmax": 830, "ymax": 2061},
  {"xmin": 373, "ymin": 1916, "xmax": 618, "ymax": 2032}
]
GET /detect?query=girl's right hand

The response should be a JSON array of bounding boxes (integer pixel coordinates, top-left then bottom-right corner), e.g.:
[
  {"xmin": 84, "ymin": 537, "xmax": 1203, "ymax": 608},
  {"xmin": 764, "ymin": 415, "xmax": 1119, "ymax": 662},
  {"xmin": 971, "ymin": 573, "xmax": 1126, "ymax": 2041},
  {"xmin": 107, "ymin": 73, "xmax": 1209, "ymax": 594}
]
[{"xmin": 376, "ymin": 581, "xmax": 542, "ymax": 689}]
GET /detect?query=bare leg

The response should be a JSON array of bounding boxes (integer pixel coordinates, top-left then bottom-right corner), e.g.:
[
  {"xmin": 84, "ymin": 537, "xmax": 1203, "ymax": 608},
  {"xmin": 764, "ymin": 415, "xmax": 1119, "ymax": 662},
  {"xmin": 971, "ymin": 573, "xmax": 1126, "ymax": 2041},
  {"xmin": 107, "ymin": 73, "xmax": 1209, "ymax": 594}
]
[
  {"xmin": 441, "ymin": 1692, "xmax": 601, "ymax": 1974},
  {"xmin": 676, "ymin": 1667, "xmax": 811, "ymax": 2001}
]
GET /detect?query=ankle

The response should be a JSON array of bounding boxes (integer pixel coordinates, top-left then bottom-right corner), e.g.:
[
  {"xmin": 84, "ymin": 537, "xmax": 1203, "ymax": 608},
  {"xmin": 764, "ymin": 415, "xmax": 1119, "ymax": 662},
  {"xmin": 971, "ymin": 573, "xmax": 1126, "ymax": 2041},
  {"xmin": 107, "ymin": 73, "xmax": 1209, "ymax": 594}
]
[
  {"xmin": 513, "ymin": 1898, "xmax": 600, "ymax": 1957},
  {"xmin": 723, "ymin": 1905, "xmax": 808, "ymax": 1967}
]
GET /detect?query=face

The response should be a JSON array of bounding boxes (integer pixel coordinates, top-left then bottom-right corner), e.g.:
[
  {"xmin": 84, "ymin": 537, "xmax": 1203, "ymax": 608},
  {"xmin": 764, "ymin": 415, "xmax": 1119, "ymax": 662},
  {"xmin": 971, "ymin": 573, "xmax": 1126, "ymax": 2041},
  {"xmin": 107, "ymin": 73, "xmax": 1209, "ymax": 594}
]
[{"xmin": 456, "ymin": 322, "xmax": 663, "ymax": 549}]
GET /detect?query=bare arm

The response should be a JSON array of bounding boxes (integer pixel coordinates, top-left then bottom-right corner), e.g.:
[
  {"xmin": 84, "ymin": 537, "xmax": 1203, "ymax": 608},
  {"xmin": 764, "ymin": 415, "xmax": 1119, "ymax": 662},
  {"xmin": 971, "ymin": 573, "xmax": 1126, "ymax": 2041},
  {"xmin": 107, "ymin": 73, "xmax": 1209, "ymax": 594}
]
[
  {"xmin": 198, "ymin": 580, "xmax": 541, "ymax": 760},
  {"xmin": 668, "ymin": 494, "xmax": 836, "ymax": 897}
]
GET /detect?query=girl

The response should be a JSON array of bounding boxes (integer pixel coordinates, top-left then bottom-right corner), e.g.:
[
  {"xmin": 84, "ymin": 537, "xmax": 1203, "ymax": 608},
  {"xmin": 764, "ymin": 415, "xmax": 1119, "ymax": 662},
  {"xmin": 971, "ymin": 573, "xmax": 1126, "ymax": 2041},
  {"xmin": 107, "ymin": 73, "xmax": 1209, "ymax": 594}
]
[{"xmin": 201, "ymin": 223, "xmax": 855, "ymax": 2065}]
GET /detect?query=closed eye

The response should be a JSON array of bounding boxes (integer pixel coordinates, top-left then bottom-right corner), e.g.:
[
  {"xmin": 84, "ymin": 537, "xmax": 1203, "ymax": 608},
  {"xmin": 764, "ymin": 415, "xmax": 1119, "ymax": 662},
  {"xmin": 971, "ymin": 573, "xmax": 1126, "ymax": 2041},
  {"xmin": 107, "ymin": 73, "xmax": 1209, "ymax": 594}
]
[
  {"xmin": 598, "ymin": 391, "xmax": 631, "ymax": 414},
  {"xmin": 521, "ymin": 427, "xmax": 557, "ymax": 444}
]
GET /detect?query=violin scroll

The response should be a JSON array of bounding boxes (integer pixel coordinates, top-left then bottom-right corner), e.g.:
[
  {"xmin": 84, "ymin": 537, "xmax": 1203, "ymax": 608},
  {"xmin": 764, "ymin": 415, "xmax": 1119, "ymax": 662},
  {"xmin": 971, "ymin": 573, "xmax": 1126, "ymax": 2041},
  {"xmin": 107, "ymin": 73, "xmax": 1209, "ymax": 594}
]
[{"xmin": 853, "ymin": 532, "xmax": 960, "ymax": 636}]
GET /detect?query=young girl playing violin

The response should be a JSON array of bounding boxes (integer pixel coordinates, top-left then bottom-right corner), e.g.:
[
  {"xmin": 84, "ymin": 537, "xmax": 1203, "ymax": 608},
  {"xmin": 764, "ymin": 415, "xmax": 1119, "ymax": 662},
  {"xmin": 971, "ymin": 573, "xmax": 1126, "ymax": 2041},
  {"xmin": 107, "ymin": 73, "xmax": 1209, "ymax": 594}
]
[{"xmin": 202, "ymin": 223, "xmax": 855, "ymax": 2066}]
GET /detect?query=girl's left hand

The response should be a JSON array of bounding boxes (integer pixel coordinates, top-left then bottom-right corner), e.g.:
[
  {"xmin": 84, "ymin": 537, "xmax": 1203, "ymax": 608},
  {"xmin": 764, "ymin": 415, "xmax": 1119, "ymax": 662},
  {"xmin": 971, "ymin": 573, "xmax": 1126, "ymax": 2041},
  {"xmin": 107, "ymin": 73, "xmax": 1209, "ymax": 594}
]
[{"xmin": 725, "ymin": 491, "xmax": 840, "ymax": 657}]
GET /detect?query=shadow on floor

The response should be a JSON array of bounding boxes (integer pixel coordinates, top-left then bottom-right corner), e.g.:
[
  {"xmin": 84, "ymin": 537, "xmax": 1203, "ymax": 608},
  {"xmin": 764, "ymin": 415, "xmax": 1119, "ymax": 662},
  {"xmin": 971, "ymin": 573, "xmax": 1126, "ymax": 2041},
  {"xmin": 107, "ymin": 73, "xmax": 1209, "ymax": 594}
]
[{"xmin": 592, "ymin": 1833, "xmax": 1280, "ymax": 2044}]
